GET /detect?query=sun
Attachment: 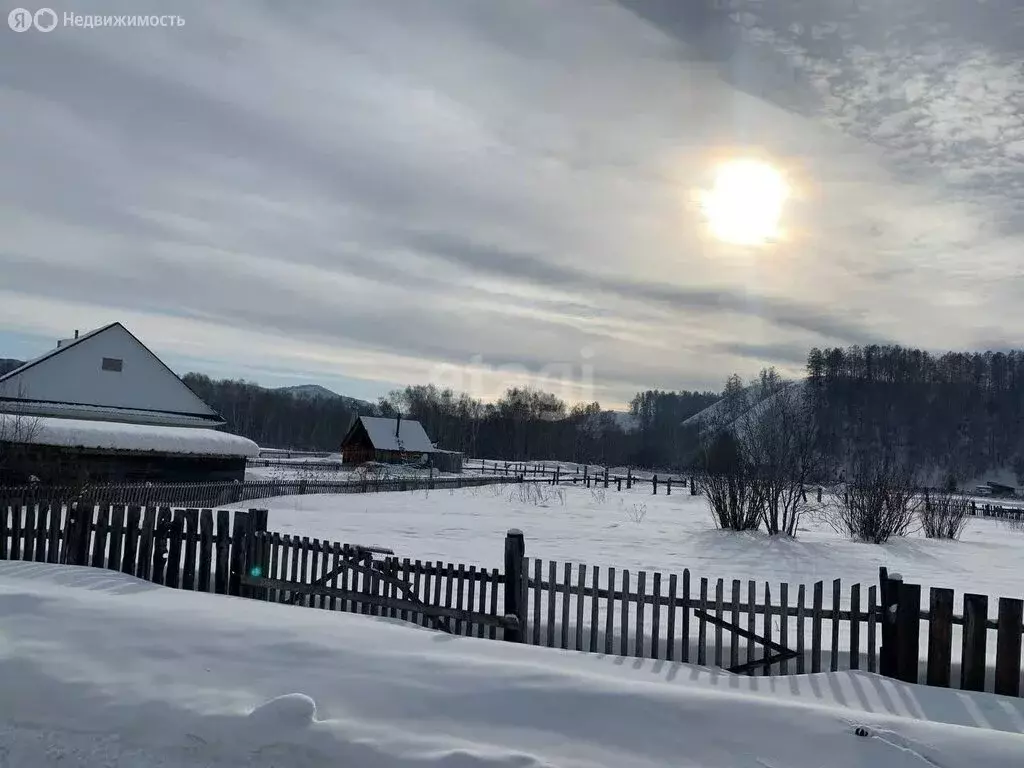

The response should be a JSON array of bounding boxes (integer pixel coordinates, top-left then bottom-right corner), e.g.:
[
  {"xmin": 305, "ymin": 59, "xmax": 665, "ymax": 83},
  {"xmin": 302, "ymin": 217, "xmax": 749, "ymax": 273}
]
[{"xmin": 700, "ymin": 159, "xmax": 789, "ymax": 246}]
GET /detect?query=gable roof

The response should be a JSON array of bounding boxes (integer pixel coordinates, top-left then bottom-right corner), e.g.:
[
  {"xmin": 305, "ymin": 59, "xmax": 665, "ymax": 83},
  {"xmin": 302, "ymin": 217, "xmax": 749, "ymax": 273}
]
[
  {"xmin": 0, "ymin": 323, "xmax": 224, "ymax": 428},
  {"xmin": 1, "ymin": 323, "xmax": 113, "ymax": 380},
  {"xmin": 342, "ymin": 416, "xmax": 435, "ymax": 453}
]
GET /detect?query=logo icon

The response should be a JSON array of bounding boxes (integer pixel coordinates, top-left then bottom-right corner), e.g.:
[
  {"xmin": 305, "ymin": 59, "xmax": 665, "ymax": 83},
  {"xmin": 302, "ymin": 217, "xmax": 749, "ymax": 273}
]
[
  {"xmin": 8, "ymin": 7, "xmax": 32, "ymax": 31},
  {"xmin": 33, "ymin": 7, "xmax": 57, "ymax": 31}
]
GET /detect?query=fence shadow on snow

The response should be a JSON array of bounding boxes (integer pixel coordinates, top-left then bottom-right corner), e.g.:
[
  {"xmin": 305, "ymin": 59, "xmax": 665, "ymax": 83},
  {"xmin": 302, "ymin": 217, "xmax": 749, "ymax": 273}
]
[{"xmin": 0, "ymin": 497, "xmax": 1021, "ymax": 699}]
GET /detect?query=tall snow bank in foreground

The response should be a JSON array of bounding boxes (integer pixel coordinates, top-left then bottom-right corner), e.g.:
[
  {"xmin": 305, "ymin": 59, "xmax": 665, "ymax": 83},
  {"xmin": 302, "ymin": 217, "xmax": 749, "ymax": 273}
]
[
  {"xmin": 1, "ymin": 415, "xmax": 259, "ymax": 457},
  {"xmin": 0, "ymin": 561, "xmax": 1021, "ymax": 768}
]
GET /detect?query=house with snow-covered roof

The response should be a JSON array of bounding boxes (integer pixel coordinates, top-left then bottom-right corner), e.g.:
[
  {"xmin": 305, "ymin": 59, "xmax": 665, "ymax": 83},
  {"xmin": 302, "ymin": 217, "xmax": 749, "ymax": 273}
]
[
  {"xmin": 340, "ymin": 415, "xmax": 437, "ymax": 466},
  {"xmin": 0, "ymin": 323, "xmax": 257, "ymax": 484}
]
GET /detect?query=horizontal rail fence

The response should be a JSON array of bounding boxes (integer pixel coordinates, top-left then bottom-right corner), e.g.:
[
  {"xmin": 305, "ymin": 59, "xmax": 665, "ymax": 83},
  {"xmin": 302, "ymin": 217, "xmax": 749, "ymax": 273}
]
[
  {"xmin": 471, "ymin": 459, "xmax": 692, "ymax": 495},
  {"xmin": 0, "ymin": 475, "xmax": 521, "ymax": 509},
  {"xmin": 880, "ymin": 568, "xmax": 1024, "ymax": 697},
  {"xmin": 3, "ymin": 505, "xmax": 1022, "ymax": 697}
]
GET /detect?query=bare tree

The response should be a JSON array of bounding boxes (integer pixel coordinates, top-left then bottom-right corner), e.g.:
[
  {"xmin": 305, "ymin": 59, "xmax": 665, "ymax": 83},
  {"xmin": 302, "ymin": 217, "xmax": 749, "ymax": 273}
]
[
  {"xmin": 0, "ymin": 408, "xmax": 42, "ymax": 484},
  {"xmin": 738, "ymin": 384, "xmax": 821, "ymax": 536},
  {"xmin": 827, "ymin": 447, "xmax": 920, "ymax": 543}
]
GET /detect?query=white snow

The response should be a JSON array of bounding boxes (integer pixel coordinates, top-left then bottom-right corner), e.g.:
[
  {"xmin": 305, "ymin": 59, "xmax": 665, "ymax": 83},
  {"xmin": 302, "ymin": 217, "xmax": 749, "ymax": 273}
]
[
  {"xmin": 0, "ymin": 560, "xmax": 1021, "ymax": 767},
  {"xmin": 5, "ymin": 415, "xmax": 259, "ymax": 457},
  {"xmin": 231, "ymin": 482, "xmax": 1024, "ymax": 603}
]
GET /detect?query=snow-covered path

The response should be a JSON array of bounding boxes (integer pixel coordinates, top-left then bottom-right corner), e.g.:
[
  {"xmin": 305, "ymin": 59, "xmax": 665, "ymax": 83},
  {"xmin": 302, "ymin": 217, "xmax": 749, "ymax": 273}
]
[{"xmin": 0, "ymin": 560, "xmax": 1022, "ymax": 767}]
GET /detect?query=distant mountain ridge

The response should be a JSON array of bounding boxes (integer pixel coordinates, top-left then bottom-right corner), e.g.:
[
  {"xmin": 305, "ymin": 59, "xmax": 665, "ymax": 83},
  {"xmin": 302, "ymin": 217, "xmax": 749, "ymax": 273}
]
[{"xmin": 273, "ymin": 384, "xmax": 374, "ymax": 411}]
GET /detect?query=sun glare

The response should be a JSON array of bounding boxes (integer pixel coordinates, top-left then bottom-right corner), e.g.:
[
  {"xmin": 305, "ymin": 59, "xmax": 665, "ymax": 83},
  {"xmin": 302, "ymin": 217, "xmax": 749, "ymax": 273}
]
[{"xmin": 700, "ymin": 159, "xmax": 789, "ymax": 246}]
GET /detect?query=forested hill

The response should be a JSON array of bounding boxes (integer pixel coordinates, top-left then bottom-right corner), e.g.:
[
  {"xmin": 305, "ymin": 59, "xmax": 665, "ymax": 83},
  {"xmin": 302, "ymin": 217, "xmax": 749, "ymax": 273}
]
[
  {"xmin": 183, "ymin": 373, "xmax": 718, "ymax": 467},
  {"xmin": 806, "ymin": 345, "xmax": 1024, "ymax": 483},
  {"xmin": 182, "ymin": 373, "xmax": 376, "ymax": 452}
]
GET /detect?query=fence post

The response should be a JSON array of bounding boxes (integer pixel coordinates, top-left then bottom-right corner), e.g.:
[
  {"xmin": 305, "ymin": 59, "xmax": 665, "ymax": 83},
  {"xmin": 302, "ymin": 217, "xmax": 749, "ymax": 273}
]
[
  {"xmin": 879, "ymin": 568, "xmax": 901, "ymax": 679},
  {"xmin": 503, "ymin": 529, "xmax": 526, "ymax": 643},
  {"xmin": 626, "ymin": 469, "xmax": 632, "ymax": 489},
  {"xmin": 666, "ymin": 478, "xmax": 672, "ymax": 495},
  {"xmin": 228, "ymin": 510, "xmax": 251, "ymax": 597},
  {"xmin": 603, "ymin": 469, "xmax": 609, "ymax": 489},
  {"xmin": 896, "ymin": 581, "xmax": 921, "ymax": 683},
  {"xmin": 690, "ymin": 478, "xmax": 698, "ymax": 495},
  {"xmin": 616, "ymin": 477, "xmax": 622, "ymax": 491},
  {"xmin": 66, "ymin": 500, "xmax": 92, "ymax": 566},
  {"xmin": 250, "ymin": 508, "xmax": 270, "ymax": 600},
  {"xmin": 652, "ymin": 475, "xmax": 658, "ymax": 495},
  {"xmin": 995, "ymin": 597, "xmax": 1023, "ymax": 697}
]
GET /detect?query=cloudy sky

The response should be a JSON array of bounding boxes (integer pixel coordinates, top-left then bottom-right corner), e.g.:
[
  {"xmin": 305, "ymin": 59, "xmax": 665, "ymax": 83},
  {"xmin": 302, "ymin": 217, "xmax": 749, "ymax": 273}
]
[{"xmin": 2, "ymin": 0, "xmax": 1022, "ymax": 407}]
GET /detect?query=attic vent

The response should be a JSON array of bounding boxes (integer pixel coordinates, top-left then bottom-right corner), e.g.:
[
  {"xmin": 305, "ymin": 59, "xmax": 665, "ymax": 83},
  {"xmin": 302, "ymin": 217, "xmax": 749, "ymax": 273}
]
[{"xmin": 101, "ymin": 357, "xmax": 123, "ymax": 372}]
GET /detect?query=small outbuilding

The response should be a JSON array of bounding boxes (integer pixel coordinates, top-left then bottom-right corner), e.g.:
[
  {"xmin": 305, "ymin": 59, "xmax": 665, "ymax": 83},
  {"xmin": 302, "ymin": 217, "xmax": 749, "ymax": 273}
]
[
  {"xmin": 985, "ymin": 481, "xmax": 1016, "ymax": 498},
  {"xmin": 340, "ymin": 415, "xmax": 436, "ymax": 466},
  {"xmin": 0, "ymin": 323, "xmax": 258, "ymax": 484}
]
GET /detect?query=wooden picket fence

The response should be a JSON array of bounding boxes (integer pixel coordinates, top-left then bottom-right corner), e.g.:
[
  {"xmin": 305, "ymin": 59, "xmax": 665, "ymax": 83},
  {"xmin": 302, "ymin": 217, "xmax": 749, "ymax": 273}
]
[
  {"xmin": 879, "ymin": 568, "xmax": 1024, "ymax": 696},
  {"xmin": 0, "ymin": 501, "xmax": 256, "ymax": 594},
  {"xmin": 247, "ymin": 458, "xmax": 346, "ymax": 470},
  {"xmin": 0, "ymin": 475, "xmax": 519, "ymax": 510},
  {"xmin": 1, "ymin": 500, "xmax": 1021, "ymax": 697}
]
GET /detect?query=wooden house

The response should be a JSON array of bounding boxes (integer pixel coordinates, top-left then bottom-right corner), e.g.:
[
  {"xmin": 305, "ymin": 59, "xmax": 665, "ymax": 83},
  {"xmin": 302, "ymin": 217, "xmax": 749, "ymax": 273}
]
[
  {"xmin": 0, "ymin": 323, "xmax": 257, "ymax": 484},
  {"xmin": 340, "ymin": 415, "xmax": 435, "ymax": 465}
]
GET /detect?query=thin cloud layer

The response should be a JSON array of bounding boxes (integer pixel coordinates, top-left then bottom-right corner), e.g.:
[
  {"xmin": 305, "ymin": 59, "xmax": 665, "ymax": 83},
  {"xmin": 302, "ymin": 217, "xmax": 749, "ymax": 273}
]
[{"xmin": 2, "ymin": 0, "xmax": 1022, "ymax": 406}]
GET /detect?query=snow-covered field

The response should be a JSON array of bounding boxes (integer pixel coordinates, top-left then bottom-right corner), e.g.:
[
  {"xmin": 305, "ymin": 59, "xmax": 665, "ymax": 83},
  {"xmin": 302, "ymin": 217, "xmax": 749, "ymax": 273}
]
[
  {"xmin": 231, "ymin": 482, "xmax": 1024, "ymax": 604},
  {"xmin": 1, "ymin": 560, "xmax": 1021, "ymax": 768}
]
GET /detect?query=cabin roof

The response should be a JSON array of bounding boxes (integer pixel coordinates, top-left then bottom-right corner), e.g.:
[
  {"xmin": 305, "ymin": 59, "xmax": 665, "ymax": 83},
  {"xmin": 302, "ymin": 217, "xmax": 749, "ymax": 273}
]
[{"xmin": 342, "ymin": 416, "xmax": 435, "ymax": 453}]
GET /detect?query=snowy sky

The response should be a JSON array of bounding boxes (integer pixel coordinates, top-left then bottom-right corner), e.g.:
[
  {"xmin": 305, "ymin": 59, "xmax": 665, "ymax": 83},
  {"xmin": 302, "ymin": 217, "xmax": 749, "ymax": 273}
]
[{"xmin": 2, "ymin": 0, "xmax": 1023, "ymax": 407}]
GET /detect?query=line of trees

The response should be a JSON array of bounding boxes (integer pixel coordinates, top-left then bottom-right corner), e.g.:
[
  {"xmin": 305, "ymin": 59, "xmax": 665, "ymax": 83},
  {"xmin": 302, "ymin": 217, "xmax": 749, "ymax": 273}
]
[
  {"xmin": 183, "ymin": 372, "xmax": 717, "ymax": 469},
  {"xmin": 807, "ymin": 345, "xmax": 1024, "ymax": 483},
  {"xmin": 694, "ymin": 348, "xmax": 1003, "ymax": 543},
  {"xmin": 376, "ymin": 384, "xmax": 717, "ymax": 468}
]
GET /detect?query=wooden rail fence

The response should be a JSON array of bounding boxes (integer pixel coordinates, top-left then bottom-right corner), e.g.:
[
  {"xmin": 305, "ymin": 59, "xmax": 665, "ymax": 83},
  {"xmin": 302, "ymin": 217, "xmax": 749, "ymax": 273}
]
[
  {"xmin": 1, "ymin": 500, "xmax": 1021, "ymax": 697},
  {"xmin": 471, "ymin": 459, "xmax": 693, "ymax": 495}
]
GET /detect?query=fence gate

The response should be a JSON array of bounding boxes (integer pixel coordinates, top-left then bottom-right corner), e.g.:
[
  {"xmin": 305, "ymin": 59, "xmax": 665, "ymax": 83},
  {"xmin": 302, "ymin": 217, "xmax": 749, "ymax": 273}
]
[{"xmin": 238, "ymin": 529, "xmax": 522, "ymax": 639}]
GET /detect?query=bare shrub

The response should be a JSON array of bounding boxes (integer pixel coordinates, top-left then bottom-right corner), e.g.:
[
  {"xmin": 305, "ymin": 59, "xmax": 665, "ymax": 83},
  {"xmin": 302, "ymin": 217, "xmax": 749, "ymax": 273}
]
[
  {"xmin": 828, "ymin": 450, "xmax": 920, "ymax": 543},
  {"xmin": 354, "ymin": 461, "xmax": 392, "ymax": 490},
  {"xmin": 696, "ymin": 430, "xmax": 761, "ymax": 531},
  {"xmin": 508, "ymin": 481, "xmax": 565, "ymax": 507},
  {"xmin": 919, "ymin": 487, "xmax": 971, "ymax": 540},
  {"xmin": 736, "ymin": 384, "xmax": 821, "ymax": 536},
  {"xmin": 623, "ymin": 501, "xmax": 647, "ymax": 524},
  {"xmin": 590, "ymin": 488, "xmax": 607, "ymax": 504},
  {"xmin": 1000, "ymin": 514, "xmax": 1024, "ymax": 534}
]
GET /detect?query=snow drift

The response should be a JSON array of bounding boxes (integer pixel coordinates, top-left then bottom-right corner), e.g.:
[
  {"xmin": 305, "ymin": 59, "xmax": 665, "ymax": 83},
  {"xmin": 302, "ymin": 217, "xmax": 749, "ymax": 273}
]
[{"xmin": 0, "ymin": 560, "xmax": 1021, "ymax": 767}]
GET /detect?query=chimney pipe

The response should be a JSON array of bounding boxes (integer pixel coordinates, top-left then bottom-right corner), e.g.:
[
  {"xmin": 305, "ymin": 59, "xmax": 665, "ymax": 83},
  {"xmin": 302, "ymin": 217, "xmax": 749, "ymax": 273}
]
[
  {"xmin": 395, "ymin": 413, "xmax": 401, "ymax": 438},
  {"xmin": 74, "ymin": 329, "xmax": 79, "ymax": 339}
]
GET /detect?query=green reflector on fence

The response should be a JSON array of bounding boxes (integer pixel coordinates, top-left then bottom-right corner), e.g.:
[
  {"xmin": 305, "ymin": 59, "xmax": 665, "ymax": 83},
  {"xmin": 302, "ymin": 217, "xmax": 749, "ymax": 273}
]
[{"xmin": 249, "ymin": 566, "xmax": 263, "ymax": 578}]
